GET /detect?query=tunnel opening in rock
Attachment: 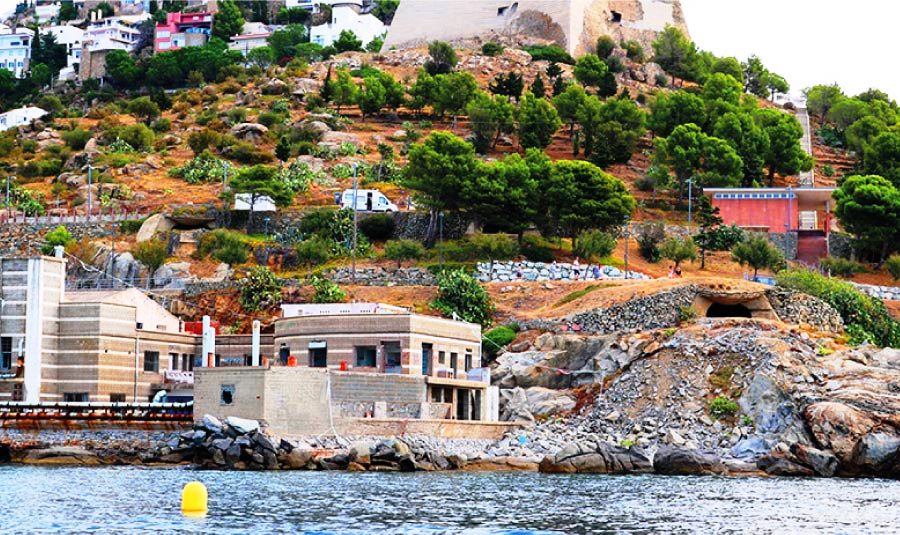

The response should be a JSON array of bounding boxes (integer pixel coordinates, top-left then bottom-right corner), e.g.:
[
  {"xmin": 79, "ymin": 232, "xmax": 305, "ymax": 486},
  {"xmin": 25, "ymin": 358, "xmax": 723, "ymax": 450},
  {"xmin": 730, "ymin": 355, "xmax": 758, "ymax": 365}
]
[
  {"xmin": 610, "ymin": 11, "xmax": 622, "ymax": 23},
  {"xmin": 705, "ymin": 302, "xmax": 752, "ymax": 318}
]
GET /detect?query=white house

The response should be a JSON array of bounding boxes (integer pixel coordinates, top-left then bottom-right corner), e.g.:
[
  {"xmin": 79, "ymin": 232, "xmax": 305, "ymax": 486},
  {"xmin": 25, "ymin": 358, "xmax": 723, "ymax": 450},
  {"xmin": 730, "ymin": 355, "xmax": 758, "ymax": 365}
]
[
  {"xmin": 228, "ymin": 21, "xmax": 272, "ymax": 56},
  {"xmin": 45, "ymin": 25, "xmax": 84, "ymax": 80},
  {"xmin": 0, "ymin": 106, "xmax": 48, "ymax": 132},
  {"xmin": 35, "ymin": 2, "xmax": 61, "ymax": 22},
  {"xmin": 0, "ymin": 24, "xmax": 34, "ymax": 78},
  {"xmin": 84, "ymin": 12, "xmax": 150, "ymax": 52},
  {"xmin": 310, "ymin": 1, "xmax": 385, "ymax": 48}
]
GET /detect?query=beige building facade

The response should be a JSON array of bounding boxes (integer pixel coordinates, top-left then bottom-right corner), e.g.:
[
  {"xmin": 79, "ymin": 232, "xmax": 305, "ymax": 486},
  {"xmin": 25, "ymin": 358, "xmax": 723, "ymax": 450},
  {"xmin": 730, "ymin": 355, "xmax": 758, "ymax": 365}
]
[{"xmin": 383, "ymin": 0, "xmax": 688, "ymax": 56}]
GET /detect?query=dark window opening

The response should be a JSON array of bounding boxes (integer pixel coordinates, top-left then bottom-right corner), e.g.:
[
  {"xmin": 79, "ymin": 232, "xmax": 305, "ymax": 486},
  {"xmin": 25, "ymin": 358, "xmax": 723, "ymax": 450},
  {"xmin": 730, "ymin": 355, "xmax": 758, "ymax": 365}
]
[
  {"xmin": 280, "ymin": 344, "xmax": 291, "ymax": 365},
  {"xmin": 169, "ymin": 352, "xmax": 179, "ymax": 370},
  {"xmin": 706, "ymin": 302, "xmax": 752, "ymax": 318},
  {"xmin": 309, "ymin": 347, "xmax": 327, "ymax": 368},
  {"xmin": 450, "ymin": 352, "xmax": 458, "ymax": 377},
  {"xmin": 64, "ymin": 393, "xmax": 89, "ymax": 402},
  {"xmin": 610, "ymin": 10, "xmax": 622, "ymax": 23},
  {"xmin": 221, "ymin": 384, "xmax": 235, "ymax": 405},
  {"xmin": 464, "ymin": 352, "xmax": 473, "ymax": 372},
  {"xmin": 384, "ymin": 342, "xmax": 402, "ymax": 373},
  {"xmin": 0, "ymin": 337, "xmax": 11, "ymax": 370},
  {"xmin": 110, "ymin": 393, "xmax": 126, "ymax": 403},
  {"xmin": 143, "ymin": 351, "xmax": 159, "ymax": 373},
  {"xmin": 356, "ymin": 346, "xmax": 377, "ymax": 367}
]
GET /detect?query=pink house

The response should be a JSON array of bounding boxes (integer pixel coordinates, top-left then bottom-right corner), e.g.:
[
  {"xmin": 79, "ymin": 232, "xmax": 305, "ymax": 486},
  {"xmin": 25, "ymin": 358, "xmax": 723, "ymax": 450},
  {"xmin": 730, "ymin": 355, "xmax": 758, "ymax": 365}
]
[{"xmin": 154, "ymin": 12, "xmax": 213, "ymax": 53}]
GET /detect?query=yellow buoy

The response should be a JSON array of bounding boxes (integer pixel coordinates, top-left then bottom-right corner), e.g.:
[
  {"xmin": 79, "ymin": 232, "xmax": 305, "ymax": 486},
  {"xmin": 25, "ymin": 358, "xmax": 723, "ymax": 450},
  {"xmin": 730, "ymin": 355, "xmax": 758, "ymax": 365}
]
[{"xmin": 181, "ymin": 481, "xmax": 208, "ymax": 516}]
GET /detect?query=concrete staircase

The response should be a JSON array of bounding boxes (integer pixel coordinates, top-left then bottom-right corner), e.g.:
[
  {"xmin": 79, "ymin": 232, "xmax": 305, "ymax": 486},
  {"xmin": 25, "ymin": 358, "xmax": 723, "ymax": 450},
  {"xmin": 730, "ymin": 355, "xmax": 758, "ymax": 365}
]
[
  {"xmin": 795, "ymin": 107, "xmax": 815, "ymax": 187},
  {"xmin": 797, "ymin": 230, "xmax": 827, "ymax": 266}
]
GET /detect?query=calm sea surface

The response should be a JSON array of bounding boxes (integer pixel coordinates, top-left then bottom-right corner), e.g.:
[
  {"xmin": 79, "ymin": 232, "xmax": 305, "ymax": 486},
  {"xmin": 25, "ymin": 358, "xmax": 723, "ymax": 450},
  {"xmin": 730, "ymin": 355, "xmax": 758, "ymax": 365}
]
[{"xmin": 1, "ymin": 466, "xmax": 898, "ymax": 534}]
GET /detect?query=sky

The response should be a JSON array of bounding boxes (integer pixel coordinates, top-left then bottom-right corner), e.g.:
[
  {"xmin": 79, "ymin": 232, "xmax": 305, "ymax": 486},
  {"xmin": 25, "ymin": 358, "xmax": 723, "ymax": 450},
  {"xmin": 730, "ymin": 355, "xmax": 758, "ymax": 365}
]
[{"xmin": 679, "ymin": 0, "xmax": 900, "ymax": 101}]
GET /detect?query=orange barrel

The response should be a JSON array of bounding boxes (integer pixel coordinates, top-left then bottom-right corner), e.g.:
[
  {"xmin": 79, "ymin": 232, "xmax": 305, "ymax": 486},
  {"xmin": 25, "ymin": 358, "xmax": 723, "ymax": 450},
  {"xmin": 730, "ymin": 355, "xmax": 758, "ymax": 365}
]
[{"xmin": 287, "ymin": 355, "xmax": 298, "ymax": 367}]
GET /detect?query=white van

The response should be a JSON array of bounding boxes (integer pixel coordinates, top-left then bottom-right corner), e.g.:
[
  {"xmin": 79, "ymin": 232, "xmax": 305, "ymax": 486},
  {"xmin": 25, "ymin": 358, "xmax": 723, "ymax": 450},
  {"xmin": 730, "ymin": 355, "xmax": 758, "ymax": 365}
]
[{"xmin": 341, "ymin": 189, "xmax": 398, "ymax": 212}]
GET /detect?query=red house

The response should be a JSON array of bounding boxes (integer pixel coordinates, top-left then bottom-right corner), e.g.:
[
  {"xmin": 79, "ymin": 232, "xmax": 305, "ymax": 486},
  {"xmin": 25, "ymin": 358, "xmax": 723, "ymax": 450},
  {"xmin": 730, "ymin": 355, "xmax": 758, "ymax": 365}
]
[
  {"xmin": 705, "ymin": 187, "xmax": 836, "ymax": 264},
  {"xmin": 154, "ymin": 12, "xmax": 213, "ymax": 53}
]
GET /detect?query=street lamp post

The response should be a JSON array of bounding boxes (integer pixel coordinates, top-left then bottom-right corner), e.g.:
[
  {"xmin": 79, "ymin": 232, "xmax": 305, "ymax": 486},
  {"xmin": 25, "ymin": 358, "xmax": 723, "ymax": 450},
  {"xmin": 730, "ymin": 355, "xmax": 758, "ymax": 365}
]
[
  {"xmin": 87, "ymin": 157, "xmax": 93, "ymax": 220},
  {"xmin": 5, "ymin": 175, "xmax": 10, "ymax": 221},
  {"xmin": 623, "ymin": 216, "xmax": 630, "ymax": 279},
  {"xmin": 351, "ymin": 163, "xmax": 359, "ymax": 282}
]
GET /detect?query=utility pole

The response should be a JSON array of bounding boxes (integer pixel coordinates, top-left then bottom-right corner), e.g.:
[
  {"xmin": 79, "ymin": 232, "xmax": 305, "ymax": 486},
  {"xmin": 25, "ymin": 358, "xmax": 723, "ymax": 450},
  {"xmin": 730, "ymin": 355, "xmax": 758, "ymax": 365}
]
[
  {"xmin": 687, "ymin": 177, "xmax": 694, "ymax": 233},
  {"xmin": 222, "ymin": 160, "xmax": 229, "ymax": 192},
  {"xmin": 623, "ymin": 216, "xmax": 630, "ymax": 279},
  {"xmin": 5, "ymin": 175, "xmax": 10, "ymax": 221},
  {"xmin": 351, "ymin": 163, "xmax": 359, "ymax": 282},
  {"xmin": 87, "ymin": 157, "xmax": 93, "ymax": 220}
]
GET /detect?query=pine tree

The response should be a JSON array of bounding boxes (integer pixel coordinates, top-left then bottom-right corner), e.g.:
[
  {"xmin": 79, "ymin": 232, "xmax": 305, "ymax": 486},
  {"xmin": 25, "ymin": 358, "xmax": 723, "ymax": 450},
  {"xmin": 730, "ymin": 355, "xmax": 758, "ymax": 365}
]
[{"xmin": 530, "ymin": 76, "xmax": 546, "ymax": 98}]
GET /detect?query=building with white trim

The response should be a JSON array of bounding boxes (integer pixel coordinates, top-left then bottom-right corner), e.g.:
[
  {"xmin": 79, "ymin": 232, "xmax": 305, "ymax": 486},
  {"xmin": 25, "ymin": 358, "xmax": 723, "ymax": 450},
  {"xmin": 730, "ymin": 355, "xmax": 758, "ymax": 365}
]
[
  {"xmin": 0, "ymin": 24, "xmax": 34, "ymax": 78},
  {"xmin": 0, "ymin": 106, "xmax": 48, "ymax": 132},
  {"xmin": 310, "ymin": 1, "xmax": 385, "ymax": 48}
]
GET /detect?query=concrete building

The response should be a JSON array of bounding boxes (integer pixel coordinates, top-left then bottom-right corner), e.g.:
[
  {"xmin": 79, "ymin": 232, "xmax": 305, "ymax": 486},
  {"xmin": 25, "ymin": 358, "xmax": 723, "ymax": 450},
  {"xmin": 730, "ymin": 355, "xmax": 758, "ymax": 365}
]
[
  {"xmin": 706, "ymin": 187, "xmax": 836, "ymax": 264},
  {"xmin": 310, "ymin": 1, "xmax": 385, "ymax": 48},
  {"xmin": 0, "ymin": 106, "xmax": 48, "ymax": 132},
  {"xmin": 34, "ymin": 2, "xmax": 62, "ymax": 22},
  {"xmin": 83, "ymin": 12, "xmax": 150, "ymax": 52},
  {"xmin": 45, "ymin": 24, "xmax": 85, "ymax": 80},
  {"xmin": 154, "ymin": 11, "xmax": 212, "ymax": 52},
  {"xmin": 383, "ymin": 0, "xmax": 688, "ymax": 56},
  {"xmin": 227, "ymin": 21, "xmax": 272, "ymax": 56},
  {"xmin": 195, "ymin": 303, "xmax": 499, "ymax": 436},
  {"xmin": 0, "ymin": 24, "xmax": 34, "ymax": 78}
]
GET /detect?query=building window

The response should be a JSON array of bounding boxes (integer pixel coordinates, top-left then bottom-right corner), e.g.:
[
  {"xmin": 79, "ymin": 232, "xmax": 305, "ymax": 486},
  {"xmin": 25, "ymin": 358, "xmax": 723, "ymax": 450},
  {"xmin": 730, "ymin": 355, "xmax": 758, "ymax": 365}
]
[
  {"xmin": 439, "ymin": 351, "xmax": 446, "ymax": 364},
  {"xmin": 143, "ymin": 351, "xmax": 159, "ymax": 373},
  {"xmin": 110, "ymin": 393, "xmax": 126, "ymax": 402},
  {"xmin": 169, "ymin": 352, "xmax": 179, "ymax": 370},
  {"xmin": 64, "ymin": 393, "xmax": 89, "ymax": 402},
  {"xmin": 0, "ymin": 337, "xmax": 12, "ymax": 370},
  {"xmin": 450, "ymin": 352, "xmax": 458, "ymax": 376},
  {"xmin": 220, "ymin": 384, "xmax": 235, "ymax": 405},
  {"xmin": 355, "ymin": 346, "xmax": 377, "ymax": 367},
  {"xmin": 383, "ymin": 342, "xmax": 402, "ymax": 373},
  {"xmin": 464, "ymin": 351, "xmax": 473, "ymax": 372}
]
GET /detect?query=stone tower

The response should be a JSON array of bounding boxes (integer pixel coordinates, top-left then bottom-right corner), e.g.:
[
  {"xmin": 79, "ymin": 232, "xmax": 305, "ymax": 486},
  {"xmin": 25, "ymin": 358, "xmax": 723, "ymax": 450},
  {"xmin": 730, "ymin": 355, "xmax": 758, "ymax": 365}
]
[{"xmin": 382, "ymin": 0, "xmax": 689, "ymax": 56}]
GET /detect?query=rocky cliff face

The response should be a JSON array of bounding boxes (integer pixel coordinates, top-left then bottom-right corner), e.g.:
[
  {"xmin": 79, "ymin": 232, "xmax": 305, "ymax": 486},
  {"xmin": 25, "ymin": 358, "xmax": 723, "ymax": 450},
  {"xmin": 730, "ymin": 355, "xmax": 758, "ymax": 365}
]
[{"xmin": 492, "ymin": 316, "xmax": 900, "ymax": 478}]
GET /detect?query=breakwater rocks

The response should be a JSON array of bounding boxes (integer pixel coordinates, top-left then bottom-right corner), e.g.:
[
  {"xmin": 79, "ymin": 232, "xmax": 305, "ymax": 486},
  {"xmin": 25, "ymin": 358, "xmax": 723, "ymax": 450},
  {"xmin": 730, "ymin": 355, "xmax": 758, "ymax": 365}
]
[{"xmin": 477, "ymin": 261, "xmax": 650, "ymax": 283}]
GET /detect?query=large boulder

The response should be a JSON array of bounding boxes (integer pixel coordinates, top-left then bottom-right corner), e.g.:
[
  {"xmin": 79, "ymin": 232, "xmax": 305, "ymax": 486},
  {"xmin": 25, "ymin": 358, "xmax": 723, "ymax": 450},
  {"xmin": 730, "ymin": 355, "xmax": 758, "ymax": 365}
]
[
  {"xmin": 231, "ymin": 122, "xmax": 269, "ymax": 143},
  {"xmin": 136, "ymin": 213, "xmax": 175, "ymax": 243},
  {"xmin": 789, "ymin": 443, "xmax": 839, "ymax": 477},
  {"xmin": 22, "ymin": 446, "xmax": 99, "ymax": 465},
  {"xmin": 803, "ymin": 401, "xmax": 879, "ymax": 466},
  {"xmin": 757, "ymin": 454, "xmax": 815, "ymax": 477},
  {"xmin": 523, "ymin": 386, "xmax": 576, "ymax": 417},
  {"xmin": 293, "ymin": 78, "xmax": 322, "ymax": 97},
  {"xmin": 225, "ymin": 416, "xmax": 260, "ymax": 434},
  {"xmin": 850, "ymin": 432, "xmax": 900, "ymax": 477},
  {"xmin": 153, "ymin": 261, "xmax": 195, "ymax": 289},
  {"xmin": 539, "ymin": 442, "xmax": 653, "ymax": 474},
  {"xmin": 499, "ymin": 387, "xmax": 534, "ymax": 422},
  {"xmin": 653, "ymin": 446, "xmax": 726, "ymax": 475},
  {"xmin": 739, "ymin": 373, "xmax": 808, "ymax": 443}
]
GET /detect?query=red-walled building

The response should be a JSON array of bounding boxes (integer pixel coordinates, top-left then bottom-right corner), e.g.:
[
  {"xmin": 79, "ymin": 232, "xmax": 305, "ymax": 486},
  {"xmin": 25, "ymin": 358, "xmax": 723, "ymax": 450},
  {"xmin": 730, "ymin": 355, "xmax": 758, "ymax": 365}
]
[
  {"xmin": 154, "ymin": 12, "xmax": 213, "ymax": 53},
  {"xmin": 706, "ymin": 187, "xmax": 836, "ymax": 264}
]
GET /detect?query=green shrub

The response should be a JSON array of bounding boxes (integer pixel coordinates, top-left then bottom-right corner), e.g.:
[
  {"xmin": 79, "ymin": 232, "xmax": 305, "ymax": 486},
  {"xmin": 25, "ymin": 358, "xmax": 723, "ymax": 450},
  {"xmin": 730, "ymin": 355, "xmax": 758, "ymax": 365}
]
[
  {"xmin": 240, "ymin": 266, "xmax": 282, "ymax": 311},
  {"xmin": 521, "ymin": 235, "xmax": 556, "ymax": 263},
  {"xmin": 709, "ymin": 396, "xmax": 738, "ymax": 419},
  {"xmin": 467, "ymin": 233, "xmax": 519, "ymax": 263},
  {"xmin": 637, "ymin": 221, "xmax": 665, "ymax": 262},
  {"xmin": 188, "ymin": 128, "xmax": 221, "ymax": 155},
  {"xmin": 822, "ymin": 164, "xmax": 836, "ymax": 177},
  {"xmin": 41, "ymin": 225, "xmax": 73, "ymax": 255},
  {"xmin": 482, "ymin": 325, "xmax": 517, "ymax": 360},
  {"xmin": 359, "ymin": 214, "xmax": 396, "ymax": 242},
  {"xmin": 820, "ymin": 257, "xmax": 867, "ymax": 278},
  {"xmin": 62, "ymin": 127, "xmax": 92, "ymax": 150},
  {"xmin": 226, "ymin": 141, "xmax": 274, "ymax": 164},
  {"xmin": 432, "ymin": 269, "xmax": 494, "ymax": 326},
  {"xmin": 118, "ymin": 124, "xmax": 154, "ymax": 151},
  {"xmin": 596, "ymin": 35, "xmax": 615, "ymax": 58},
  {"xmin": 279, "ymin": 160, "xmax": 321, "ymax": 193},
  {"xmin": 170, "ymin": 151, "xmax": 227, "ymax": 184},
  {"xmin": 622, "ymin": 40, "xmax": 645, "ymax": 62},
  {"xmin": 198, "ymin": 229, "xmax": 249, "ymax": 264},
  {"xmin": 659, "ymin": 236, "xmax": 697, "ymax": 267},
  {"xmin": 310, "ymin": 275, "xmax": 346, "ymax": 303},
  {"xmin": 151, "ymin": 118, "xmax": 172, "ymax": 133},
  {"xmin": 678, "ymin": 305, "xmax": 698, "ymax": 323},
  {"xmin": 887, "ymin": 255, "xmax": 900, "ymax": 281},
  {"xmin": 384, "ymin": 239, "xmax": 424, "ymax": 267},
  {"xmin": 524, "ymin": 45, "xmax": 575, "ymax": 64},
  {"xmin": 817, "ymin": 125, "xmax": 843, "ymax": 148},
  {"xmin": 119, "ymin": 218, "xmax": 146, "ymax": 234},
  {"xmin": 574, "ymin": 230, "xmax": 616, "ymax": 261},
  {"xmin": 777, "ymin": 269, "xmax": 900, "ymax": 347},
  {"xmin": 133, "ymin": 239, "xmax": 169, "ymax": 273},
  {"xmin": 654, "ymin": 73, "xmax": 668, "ymax": 87},
  {"xmin": 257, "ymin": 111, "xmax": 285, "ymax": 128},
  {"xmin": 296, "ymin": 235, "xmax": 333, "ymax": 268},
  {"xmin": 481, "ymin": 42, "xmax": 504, "ymax": 57}
]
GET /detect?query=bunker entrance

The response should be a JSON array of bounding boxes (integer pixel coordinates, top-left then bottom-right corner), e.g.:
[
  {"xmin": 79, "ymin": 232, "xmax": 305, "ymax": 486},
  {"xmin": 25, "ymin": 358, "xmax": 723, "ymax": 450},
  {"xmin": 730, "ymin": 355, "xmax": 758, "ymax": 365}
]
[{"xmin": 706, "ymin": 302, "xmax": 752, "ymax": 318}]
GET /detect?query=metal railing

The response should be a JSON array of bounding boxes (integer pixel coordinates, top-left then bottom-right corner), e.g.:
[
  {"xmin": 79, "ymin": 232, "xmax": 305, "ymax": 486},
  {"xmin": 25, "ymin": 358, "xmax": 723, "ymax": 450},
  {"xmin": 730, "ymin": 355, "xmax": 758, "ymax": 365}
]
[{"xmin": 0, "ymin": 401, "xmax": 194, "ymax": 421}]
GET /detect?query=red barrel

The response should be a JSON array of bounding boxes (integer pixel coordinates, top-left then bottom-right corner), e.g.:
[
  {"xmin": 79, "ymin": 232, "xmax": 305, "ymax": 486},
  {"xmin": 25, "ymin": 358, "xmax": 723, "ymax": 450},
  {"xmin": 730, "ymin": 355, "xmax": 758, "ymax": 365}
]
[
  {"xmin": 339, "ymin": 360, "xmax": 348, "ymax": 371},
  {"xmin": 287, "ymin": 355, "xmax": 298, "ymax": 367}
]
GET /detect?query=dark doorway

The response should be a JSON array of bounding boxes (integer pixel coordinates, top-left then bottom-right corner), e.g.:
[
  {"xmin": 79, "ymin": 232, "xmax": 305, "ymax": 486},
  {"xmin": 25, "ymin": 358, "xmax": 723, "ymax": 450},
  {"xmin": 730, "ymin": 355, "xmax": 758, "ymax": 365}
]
[
  {"xmin": 610, "ymin": 10, "xmax": 622, "ymax": 22},
  {"xmin": 706, "ymin": 302, "xmax": 752, "ymax": 318},
  {"xmin": 309, "ymin": 347, "xmax": 327, "ymax": 367}
]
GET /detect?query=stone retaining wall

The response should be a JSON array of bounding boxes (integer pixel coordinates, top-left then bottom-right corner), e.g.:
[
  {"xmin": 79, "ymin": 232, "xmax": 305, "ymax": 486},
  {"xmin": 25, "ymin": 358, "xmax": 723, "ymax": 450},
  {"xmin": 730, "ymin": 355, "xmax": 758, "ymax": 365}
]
[
  {"xmin": 477, "ymin": 261, "xmax": 651, "ymax": 282},
  {"xmin": 764, "ymin": 288, "xmax": 844, "ymax": 333},
  {"xmin": 852, "ymin": 282, "xmax": 900, "ymax": 301}
]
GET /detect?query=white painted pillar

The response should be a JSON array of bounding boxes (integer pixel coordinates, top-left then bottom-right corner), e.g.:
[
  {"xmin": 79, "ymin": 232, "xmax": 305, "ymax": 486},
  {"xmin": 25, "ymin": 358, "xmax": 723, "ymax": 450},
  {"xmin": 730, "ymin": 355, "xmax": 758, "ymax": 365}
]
[
  {"xmin": 23, "ymin": 259, "xmax": 44, "ymax": 403},
  {"xmin": 251, "ymin": 320, "xmax": 260, "ymax": 367},
  {"xmin": 201, "ymin": 315, "xmax": 215, "ymax": 367}
]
